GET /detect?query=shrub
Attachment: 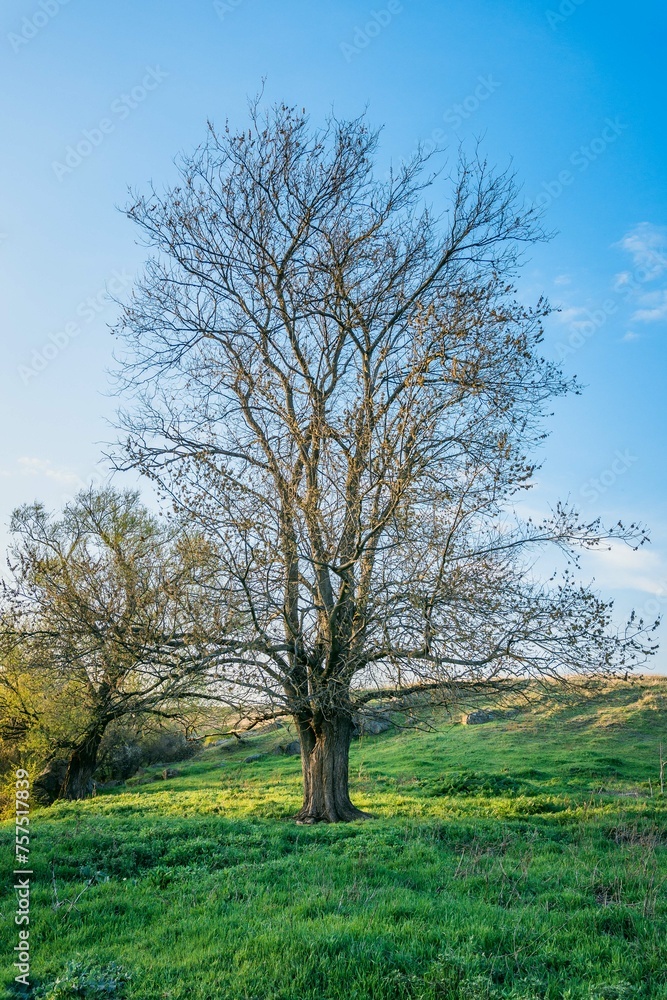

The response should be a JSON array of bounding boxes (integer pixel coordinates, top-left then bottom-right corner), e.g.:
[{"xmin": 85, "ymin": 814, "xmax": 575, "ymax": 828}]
[
  {"xmin": 96, "ymin": 724, "xmax": 198, "ymax": 782},
  {"xmin": 429, "ymin": 771, "xmax": 524, "ymax": 797},
  {"xmin": 34, "ymin": 961, "xmax": 131, "ymax": 999}
]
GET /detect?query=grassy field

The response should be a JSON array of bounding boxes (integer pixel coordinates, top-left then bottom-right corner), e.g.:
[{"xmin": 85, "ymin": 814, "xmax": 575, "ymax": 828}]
[{"xmin": 2, "ymin": 678, "xmax": 667, "ymax": 999}]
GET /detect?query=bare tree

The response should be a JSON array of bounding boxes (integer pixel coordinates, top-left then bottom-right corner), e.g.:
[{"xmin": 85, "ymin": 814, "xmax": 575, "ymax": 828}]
[
  {"xmin": 0, "ymin": 488, "xmax": 222, "ymax": 799},
  {"xmin": 113, "ymin": 103, "xmax": 656, "ymax": 822}
]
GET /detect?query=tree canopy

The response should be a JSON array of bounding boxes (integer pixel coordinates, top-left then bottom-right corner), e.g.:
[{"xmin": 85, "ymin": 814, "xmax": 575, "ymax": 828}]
[{"xmin": 0, "ymin": 488, "xmax": 220, "ymax": 798}]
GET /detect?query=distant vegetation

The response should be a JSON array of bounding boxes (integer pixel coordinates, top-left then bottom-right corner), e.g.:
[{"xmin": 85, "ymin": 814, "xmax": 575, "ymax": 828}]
[{"xmin": 1, "ymin": 677, "xmax": 666, "ymax": 999}]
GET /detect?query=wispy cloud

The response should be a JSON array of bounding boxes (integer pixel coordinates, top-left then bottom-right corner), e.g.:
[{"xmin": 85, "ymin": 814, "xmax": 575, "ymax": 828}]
[
  {"xmin": 552, "ymin": 223, "xmax": 667, "ymax": 358},
  {"xmin": 582, "ymin": 542, "xmax": 666, "ymax": 595},
  {"xmin": 613, "ymin": 222, "xmax": 667, "ymax": 324},
  {"xmin": 631, "ymin": 289, "xmax": 667, "ymax": 324},
  {"xmin": 614, "ymin": 222, "xmax": 667, "ymax": 282},
  {"xmin": 0, "ymin": 457, "xmax": 84, "ymax": 487},
  {"xmin": 556, "ymin": 305, "xmax": 588, "ymax": 325}
]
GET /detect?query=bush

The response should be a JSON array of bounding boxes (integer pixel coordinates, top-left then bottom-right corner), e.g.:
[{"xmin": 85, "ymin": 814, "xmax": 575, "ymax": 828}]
[
  {"xmin": 96, "ymin": 724, "xmax": 198, "ymax": 782},
  {"xmin": 140, "ymin": 729, "xmax": 198, "ymax": 765},
  {"xmin": 95, "ymin": 738, "xmax": 144, "ymax": 782},
  {"xmin": 429, "ymin": 770, "xmax": 524, "ymax": 797},
  {"xmin": 34, "ymin": 961, "xmax": 131, "ymax": 999}
]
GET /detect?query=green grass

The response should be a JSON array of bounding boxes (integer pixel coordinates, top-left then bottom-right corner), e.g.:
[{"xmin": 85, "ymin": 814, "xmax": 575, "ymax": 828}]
[{"xmin": 2, "ymin": 678, "xmax": 667, "ymax": 999}]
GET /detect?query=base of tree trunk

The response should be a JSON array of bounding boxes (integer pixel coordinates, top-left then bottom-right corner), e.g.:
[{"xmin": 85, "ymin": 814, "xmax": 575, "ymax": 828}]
[
  {"xmin": 293, "ymin": 710, "xmax": 372, "ymax": 823},
  {"xmin": 59, "ymin": 730, "xmax": 105, "ymax": 800},
  {"xmin": 60, "ymin": 760, "xmax": 96, "ymax": 800},
  {"xmin": 294, "ymin": 804, "xmax": 372, "ymax": 825}
]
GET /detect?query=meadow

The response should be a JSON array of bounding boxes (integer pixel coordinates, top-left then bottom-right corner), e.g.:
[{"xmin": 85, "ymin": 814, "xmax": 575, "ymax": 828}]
[{"xmin": 1, "ymin": 678, "xmax": 667, "ymax": 999}]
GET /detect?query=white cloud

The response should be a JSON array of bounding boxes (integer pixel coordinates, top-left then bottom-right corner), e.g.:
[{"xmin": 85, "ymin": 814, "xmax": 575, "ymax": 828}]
[
  {"xmin": 614, "ymin": 222, "xmax": 667, "ymax": 282},
  {"xmin": 611, "ymin": 222, "xmax": 667, "ymax": 325},
  {"xmin": 632, "ymin": 289, "xmax": 667, "ymax": 324},
  {"xmin": 582, "ymin": 542, "xmax": 667, "ymax": 595},
  {"xmin": 0, "ymin": 457, "xmax": 84, "ymax": 487},
  {"xmin": 613, "ymin": 270, "xmax": 632, "ymax": 292},
  {"xmin": 556, "ymin": 305, "xmax": 587, "ymax": 325},
  {"xmin": 621, "ymin": 331, "xmax": 640, "ymax": 342}
]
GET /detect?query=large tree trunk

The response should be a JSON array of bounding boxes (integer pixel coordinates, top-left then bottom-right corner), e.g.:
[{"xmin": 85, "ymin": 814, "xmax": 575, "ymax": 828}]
[
  {"xmin": 294, "ymin": 710, "xmax": 370, "ymax": 823},
  {"xmin": 60, "ymin": 727, "xmax": 106, "ymax": 801}
]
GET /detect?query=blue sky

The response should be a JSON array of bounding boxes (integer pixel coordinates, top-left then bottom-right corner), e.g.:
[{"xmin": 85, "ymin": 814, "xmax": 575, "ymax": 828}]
[{"xmin": 1, "ymin": 0, "xmax": 665, "ymax": 667}]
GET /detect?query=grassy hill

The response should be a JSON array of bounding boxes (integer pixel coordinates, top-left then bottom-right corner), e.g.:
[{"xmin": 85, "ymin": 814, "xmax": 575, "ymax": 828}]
[{"xmin": 2, "ymin": 678, "xmax": 667, "ymax": 999}]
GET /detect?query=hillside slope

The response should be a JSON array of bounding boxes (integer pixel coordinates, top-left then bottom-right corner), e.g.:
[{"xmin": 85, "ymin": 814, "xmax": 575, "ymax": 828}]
[{"xmin": 1, "ymin": 678, "xmax": 667, "ymax": 999}]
